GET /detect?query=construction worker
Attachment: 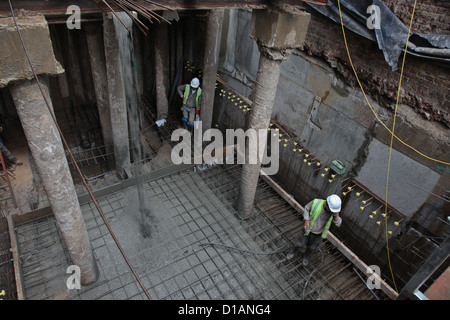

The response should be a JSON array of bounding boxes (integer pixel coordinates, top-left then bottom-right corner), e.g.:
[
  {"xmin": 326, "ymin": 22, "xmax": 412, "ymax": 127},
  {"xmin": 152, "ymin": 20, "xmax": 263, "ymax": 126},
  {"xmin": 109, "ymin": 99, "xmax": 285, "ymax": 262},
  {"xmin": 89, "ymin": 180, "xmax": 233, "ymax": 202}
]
[
  {"xmin": 177, "ymin": 77, "xmax": 202, "ymax": 129},
  {"xmin": 287, "ymin": 194, "xmax": 342, "ymax": 266}
]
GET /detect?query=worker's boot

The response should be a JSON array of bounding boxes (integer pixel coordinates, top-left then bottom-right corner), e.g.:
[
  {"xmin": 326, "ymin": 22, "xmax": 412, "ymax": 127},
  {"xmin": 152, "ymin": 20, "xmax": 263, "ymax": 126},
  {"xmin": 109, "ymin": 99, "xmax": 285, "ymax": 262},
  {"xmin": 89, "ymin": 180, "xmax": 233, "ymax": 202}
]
[
  {"xmin": 302, "ymin": 255, "xmax": 309, "ymax": 267},
  {"xmin": 302, "ymin": 250, "xmax": 310, "ymax": 266}
]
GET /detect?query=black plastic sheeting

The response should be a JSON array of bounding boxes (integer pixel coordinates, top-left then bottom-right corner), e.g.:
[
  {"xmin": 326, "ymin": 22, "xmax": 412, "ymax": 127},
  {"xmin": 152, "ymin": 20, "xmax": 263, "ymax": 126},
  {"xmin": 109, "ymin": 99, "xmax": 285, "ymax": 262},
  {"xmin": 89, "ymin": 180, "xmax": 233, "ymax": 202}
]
[{"xmin": 305, "ymin": 0, "xmax": 450, "ymax": 71}]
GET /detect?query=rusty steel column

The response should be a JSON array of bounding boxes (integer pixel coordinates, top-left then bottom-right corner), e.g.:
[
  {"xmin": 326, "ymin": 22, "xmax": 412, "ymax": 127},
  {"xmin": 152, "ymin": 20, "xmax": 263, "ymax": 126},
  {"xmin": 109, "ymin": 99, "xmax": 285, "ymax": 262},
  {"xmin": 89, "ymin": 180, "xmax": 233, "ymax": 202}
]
[
  {"xmin": 10, "ymin": 78, "xmax": 99, "ymax": 285},
  {"xmin": 200, "ymin": 9, "xmax": 224, "ymax": 131},
  {"xmin": 236, "ymin": 8, "xmax": 311, "ymax": 219}
]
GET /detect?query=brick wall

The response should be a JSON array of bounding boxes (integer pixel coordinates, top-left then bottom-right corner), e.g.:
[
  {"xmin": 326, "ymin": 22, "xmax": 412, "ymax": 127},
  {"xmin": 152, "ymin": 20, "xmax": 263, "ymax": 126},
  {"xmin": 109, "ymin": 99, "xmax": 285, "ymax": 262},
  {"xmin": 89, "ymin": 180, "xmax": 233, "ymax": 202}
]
[
  {"xmin": 302, "ymin": 0, "xmax": 450, "ymax": 128},
  {"xmin": 384, "ymin": 0, "xmax": 450, "ymax": 34}
]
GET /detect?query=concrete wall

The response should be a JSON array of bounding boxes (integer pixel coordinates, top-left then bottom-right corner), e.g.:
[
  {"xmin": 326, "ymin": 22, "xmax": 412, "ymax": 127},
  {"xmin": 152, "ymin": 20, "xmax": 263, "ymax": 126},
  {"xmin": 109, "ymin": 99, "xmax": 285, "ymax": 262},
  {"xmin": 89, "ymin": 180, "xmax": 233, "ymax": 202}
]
[
  {"xmin": 356, "ymin": 138, "xmax": 441, "ymax": 218},
  {"xmin": 218, "ymin": 6, "xmax": 449, "ymax": 223},
  {"xmin": 0, "ymin": 15, "xmax": 63, "ymax": 88}
]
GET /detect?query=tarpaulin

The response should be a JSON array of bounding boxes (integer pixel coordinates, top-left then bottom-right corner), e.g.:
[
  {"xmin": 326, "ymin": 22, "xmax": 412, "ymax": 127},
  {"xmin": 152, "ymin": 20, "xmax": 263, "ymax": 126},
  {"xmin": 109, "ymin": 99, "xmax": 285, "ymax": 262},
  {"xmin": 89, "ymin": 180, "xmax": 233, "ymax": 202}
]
[{"xmin": 305, "ymin": 0, "xmax": 450, "ymax": 70}]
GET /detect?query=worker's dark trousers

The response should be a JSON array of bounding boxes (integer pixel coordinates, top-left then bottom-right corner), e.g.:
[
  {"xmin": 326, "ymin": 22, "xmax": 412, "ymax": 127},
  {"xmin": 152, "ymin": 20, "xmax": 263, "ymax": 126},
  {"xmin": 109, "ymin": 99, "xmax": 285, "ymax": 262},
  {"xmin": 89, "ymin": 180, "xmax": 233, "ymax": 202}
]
[
  {"xmin": 0, "ymin": 138, "xmax": 17, "ymax": 164},
  {"xmin": 291, "ymin": 233, "xmax": 323, "ymax": 258}
]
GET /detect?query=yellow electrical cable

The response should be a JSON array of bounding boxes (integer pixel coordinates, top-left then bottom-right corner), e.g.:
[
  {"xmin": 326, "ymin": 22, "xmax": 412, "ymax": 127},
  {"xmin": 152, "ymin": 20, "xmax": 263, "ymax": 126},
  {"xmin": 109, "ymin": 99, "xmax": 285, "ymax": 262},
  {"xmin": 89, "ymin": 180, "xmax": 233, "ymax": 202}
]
[
  {"xmin": 336, "ymin": 0, "xmax": 449, "ymax": 166},
  {"xmin": 338, "ymin": 0, "xmax": 420, "ymax": 294},
  {"xmin": 385, "ymin": 0, "xmax": 418, "ymax": 294}
]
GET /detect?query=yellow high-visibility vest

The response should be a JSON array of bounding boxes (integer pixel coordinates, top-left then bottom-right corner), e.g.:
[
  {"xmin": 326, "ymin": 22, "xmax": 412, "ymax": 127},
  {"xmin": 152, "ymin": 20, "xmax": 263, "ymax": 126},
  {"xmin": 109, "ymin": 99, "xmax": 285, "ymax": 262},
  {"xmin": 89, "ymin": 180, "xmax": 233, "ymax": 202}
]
[
  {"xmin": 183, "ymin": 85, "xmax": 202, "ymax": 109},
  {"xmin": 305, "ymin": 199, "xmax": 333, "ymax": 239}
]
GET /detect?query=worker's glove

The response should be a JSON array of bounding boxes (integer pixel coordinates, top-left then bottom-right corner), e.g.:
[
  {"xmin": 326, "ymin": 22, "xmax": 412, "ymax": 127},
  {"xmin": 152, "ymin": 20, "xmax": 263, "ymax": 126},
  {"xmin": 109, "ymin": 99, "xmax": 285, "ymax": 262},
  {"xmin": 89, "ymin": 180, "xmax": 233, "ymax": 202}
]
[
  {"xmin": 195, "ymin": 109, "xmax": 200, "ymax": 114},
  {"xmin": 181, "ymin": 96, "xmax": 184, "ymax": 100},
  {"xmin": 304, "ymin": 220, "xmax": 310, "ymax": 233},
  {"xmin": 333, "ymin": 215, "xmax": 342, "ymax": 227}
]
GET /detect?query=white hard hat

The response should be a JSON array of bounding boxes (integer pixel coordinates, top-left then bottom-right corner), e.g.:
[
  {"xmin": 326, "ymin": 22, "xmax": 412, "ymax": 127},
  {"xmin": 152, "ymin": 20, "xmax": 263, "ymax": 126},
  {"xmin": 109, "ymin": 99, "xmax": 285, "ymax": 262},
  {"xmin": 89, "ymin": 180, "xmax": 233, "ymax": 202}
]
[
  {"xmin": 190, "ymin": 77, "xmax": 200, "ymax": 88},
  {"xmin": 326, "ymin": 194, "xmax": 341, "ymax": 213}
]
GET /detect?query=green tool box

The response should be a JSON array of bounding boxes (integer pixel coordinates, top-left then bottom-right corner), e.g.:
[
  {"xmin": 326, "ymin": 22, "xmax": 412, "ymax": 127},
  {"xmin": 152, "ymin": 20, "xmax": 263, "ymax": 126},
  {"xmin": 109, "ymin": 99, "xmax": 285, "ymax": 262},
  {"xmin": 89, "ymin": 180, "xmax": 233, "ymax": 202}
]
[{"xmin": 331, "ymin": 160, "xmax": 346, "ymax": 175}]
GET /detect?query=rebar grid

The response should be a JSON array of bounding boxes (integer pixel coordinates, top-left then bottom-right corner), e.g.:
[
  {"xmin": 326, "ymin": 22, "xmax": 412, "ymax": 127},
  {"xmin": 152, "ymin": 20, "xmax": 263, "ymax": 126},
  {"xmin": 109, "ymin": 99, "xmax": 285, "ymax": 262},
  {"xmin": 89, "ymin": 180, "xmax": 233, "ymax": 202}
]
[
  {"xmin": 14, "ymin": 164, "xmax": 384, "ymax": 300},
  {"xmin": 0, "ymin": 216, "xmax": 16, "ymax": 300}
]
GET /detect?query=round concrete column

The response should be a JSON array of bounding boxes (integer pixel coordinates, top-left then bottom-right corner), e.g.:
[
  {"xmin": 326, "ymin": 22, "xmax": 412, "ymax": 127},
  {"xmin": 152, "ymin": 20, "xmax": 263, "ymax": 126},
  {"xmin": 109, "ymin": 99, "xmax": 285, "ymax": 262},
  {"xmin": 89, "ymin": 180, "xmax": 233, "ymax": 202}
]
[
  {"xmin": 10, "ymin": 78, "xmax": 99, "ymax": 285},
  {"xmin": 236, "ymin": 49, "xmax": 284, "ymax": 219},
  {"xmin": 236, "ymin": 8, "xmax": 310, "ymax": 219}
]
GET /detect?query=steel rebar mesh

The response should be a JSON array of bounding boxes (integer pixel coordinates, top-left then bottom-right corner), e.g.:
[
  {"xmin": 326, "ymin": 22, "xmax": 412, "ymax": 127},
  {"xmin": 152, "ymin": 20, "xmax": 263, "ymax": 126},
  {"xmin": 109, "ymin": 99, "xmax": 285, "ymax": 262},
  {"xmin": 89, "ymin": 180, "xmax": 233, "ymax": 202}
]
[
  {"xmin": 0, "ymin": 214, "xmax": 17, "ymax": 300},
  {"xmin": 13, "ymin": 162, "xmax": 386, "ymax": 300}
]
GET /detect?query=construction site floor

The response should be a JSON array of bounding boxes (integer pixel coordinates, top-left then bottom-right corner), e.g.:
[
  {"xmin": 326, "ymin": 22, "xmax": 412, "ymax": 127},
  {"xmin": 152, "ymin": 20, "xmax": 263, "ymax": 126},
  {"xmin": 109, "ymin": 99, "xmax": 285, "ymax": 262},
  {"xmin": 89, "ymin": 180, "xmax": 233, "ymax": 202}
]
[{"xmin": 12, "ymin": 163, "xmax": 387, "ymax": 300}]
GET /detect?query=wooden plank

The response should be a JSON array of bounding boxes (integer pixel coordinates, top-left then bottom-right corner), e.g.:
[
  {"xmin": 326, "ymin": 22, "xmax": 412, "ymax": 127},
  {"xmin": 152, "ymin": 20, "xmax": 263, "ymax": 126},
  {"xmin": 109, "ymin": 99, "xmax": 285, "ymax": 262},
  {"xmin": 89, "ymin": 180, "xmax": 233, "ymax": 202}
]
[
  {"xmin": 260, "ymin": 171, "xmax": 399, "ymax": 300},
  {"xmin": 12, "ymin": 206, "xmax": 53, "ymax": 225},
  {"xmin": 6, "ymin": 215, "xmax": 25, "ymax": 300}
]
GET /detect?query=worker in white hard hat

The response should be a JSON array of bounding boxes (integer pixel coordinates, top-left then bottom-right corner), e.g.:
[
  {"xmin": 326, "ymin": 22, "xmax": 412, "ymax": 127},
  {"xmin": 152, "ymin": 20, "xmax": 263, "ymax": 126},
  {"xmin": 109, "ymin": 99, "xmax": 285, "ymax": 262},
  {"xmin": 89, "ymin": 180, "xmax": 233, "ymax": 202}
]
[
  {"xmin": 286, "ymin": 194, "xmax": 342, "ymax": 266},
  {"xmin": 177, "ymin": 78, "xmax": 202, "ymax": 130}
]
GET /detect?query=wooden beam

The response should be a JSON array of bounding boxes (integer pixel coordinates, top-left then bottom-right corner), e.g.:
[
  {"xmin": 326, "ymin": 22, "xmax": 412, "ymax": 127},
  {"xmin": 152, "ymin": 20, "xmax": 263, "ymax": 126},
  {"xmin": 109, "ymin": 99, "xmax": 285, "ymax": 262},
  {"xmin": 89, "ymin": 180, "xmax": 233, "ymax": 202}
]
[
  {"xmin": 7, "ymin": 215, "xmax": 25, "ymax": 300},
  {"xmin": 0, "ymin": 0, "xmax": 328, "ymax": 15}
]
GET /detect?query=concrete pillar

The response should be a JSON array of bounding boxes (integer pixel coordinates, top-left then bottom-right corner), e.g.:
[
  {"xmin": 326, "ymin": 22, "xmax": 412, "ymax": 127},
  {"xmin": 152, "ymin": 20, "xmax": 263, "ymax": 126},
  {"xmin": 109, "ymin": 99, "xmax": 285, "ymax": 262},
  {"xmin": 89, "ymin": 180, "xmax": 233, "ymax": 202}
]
[
  {"xmin": 85, "ymin": 23, "xmax": 114, "ymax": 163},
  {"xmin": 10, "ymin": 78, "xmax": 99, "ymax": 285},
  {"xmin": 103, "ymin": 13, "xmax": 130, "ymax": 178},
  {"xmin": 200, "ymin": 9, "xmax": 224, "ymax": 131},
  {"xmin": 132, "ymin": 24, "xmax": 145, "ymax": 98},
  {"xmin": 219, "ymin": 9, "xmax": 238, "ymax": 71},
  {"xmin": 154, "ymin": 22, "xmax": 169, "ymax": 120},
  {"xmin": 236, "ymin": 51, "xmax": 284, "ymax": 219},
  {"xmin": 236, "ymin": 9, "xmax": 311, "ymax": 219},
  {"xmin": 1, "ymin": 13, "xmax": 98, "ymax": 284}
]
